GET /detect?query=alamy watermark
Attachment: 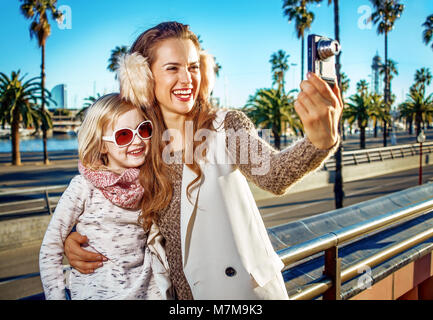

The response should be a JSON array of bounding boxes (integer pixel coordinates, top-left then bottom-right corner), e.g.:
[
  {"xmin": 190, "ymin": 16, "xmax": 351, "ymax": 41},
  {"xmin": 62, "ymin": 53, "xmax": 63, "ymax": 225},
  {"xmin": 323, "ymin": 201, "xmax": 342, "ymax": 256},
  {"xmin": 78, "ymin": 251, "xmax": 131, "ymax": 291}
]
[
  {"xmin": 57, "ymin": 4, "xmax": 72, "ymax": 30},
  {"xmin": 357, "ymin": 5, "xmax": 372, "ymax": 30},
  {"xmin": 357, "ymin": 265, "xmax": 373, "ymax": 290}
]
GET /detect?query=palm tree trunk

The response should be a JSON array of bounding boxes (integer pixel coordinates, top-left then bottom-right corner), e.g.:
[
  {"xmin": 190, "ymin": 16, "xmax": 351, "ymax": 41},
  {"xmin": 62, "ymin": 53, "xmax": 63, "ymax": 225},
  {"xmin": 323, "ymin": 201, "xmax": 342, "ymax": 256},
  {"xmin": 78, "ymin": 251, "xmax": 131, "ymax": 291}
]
[
  {"xmin": 333, "ymin": 0, "xmax": 344, "ymax": 209},
  {"xmin": 416, "ymin": 112, "xmax": 422, "ymax": 139},
  {"xmin": 374, "ymin": 119, "xmax": 378, "ymax": 137},
  {"xmin": 383, "ymin": 32, "xmax": 388, "ymax": 147},
  {"xmin": 408, "ymin": 117, "xmax": 413, "ymax": 135},
  {"xmin": 273, "ymin": 129, "xmax": 281, "ymax": 150},
  {"xmin": 301, "ymin": 35, "xmax": 305, "ymax": 81},
  {"xmin": 360, "ymin": 126, "xmax": 366, "ymax": 149},
  {"xmin": 41, "ymin": 45, "xmax": 48, "ymax": 163},
  {"xmin": 11, "ymin": 111, "xmax": 21, "ymax": 166},
  {"xmin": 41, "ymin": 44, "xmax": 49, "ymax": 164}
]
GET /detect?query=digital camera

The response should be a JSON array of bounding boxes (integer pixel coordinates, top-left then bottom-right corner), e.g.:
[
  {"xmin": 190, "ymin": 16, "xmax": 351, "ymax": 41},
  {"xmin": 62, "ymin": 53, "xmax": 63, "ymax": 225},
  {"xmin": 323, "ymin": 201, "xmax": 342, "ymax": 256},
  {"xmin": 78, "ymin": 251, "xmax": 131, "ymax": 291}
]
[{"xmin": 307, "ymin": 34, "xmax": 341, "ymax": 87}]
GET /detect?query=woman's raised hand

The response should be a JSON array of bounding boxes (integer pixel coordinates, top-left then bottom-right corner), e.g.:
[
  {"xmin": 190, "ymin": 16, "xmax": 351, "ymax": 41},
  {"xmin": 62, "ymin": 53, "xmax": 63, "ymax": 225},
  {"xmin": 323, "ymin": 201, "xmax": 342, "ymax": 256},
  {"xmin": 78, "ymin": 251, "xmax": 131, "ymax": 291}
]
[
  {"xmin": 295, "ymin": 72, "xmax": 344, "ymax": 150},
  {"xmin": 64, "ymin": 232, "xmax": 106, "ymax": 274}
]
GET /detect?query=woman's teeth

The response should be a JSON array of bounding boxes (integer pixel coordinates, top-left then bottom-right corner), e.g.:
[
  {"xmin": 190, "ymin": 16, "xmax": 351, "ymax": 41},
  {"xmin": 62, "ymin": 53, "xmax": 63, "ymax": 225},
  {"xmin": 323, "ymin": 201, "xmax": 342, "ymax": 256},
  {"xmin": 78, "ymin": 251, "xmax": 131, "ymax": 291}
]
[
  {"xmin": 173, "ymin": 89, "xmax": 192, "ymax": 95},
  {"xmin": 173, "ymin": 89, "xmax": 192, "ymax": 100}
]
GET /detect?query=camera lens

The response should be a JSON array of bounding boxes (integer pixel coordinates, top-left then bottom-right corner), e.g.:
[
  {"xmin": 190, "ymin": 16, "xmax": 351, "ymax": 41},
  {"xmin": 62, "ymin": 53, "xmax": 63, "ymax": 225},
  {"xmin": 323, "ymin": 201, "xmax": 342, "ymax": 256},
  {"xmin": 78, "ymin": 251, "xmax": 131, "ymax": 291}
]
[{"xmin": 317, "ymin": 39, "xmax": 341, "ymax": 60}]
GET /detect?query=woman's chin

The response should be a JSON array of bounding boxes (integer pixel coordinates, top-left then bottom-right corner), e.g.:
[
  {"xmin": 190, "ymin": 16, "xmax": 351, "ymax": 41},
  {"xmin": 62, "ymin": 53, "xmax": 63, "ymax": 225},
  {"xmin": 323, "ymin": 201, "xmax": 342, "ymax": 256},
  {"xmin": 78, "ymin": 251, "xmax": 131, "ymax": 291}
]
[{"xmin": 172, "ymin": 101, "xmax": 195, "ymax": 115}]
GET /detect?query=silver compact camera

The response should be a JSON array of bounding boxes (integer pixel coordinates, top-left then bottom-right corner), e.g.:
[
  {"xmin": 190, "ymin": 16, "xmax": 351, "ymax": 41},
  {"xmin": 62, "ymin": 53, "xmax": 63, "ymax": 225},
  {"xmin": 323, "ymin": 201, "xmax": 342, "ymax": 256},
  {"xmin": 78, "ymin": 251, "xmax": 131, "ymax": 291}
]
[{"xmin": 307, "ymin": 34, "xmax": 341, "ymax": 87}]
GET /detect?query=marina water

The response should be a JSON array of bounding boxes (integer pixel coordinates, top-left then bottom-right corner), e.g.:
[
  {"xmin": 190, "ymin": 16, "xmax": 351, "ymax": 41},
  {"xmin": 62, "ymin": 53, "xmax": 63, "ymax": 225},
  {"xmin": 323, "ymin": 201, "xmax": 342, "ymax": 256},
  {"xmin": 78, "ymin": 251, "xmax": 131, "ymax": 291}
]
[{"xmin": 0, "ymin": 134, "xmax": 78, "ymax": 153}]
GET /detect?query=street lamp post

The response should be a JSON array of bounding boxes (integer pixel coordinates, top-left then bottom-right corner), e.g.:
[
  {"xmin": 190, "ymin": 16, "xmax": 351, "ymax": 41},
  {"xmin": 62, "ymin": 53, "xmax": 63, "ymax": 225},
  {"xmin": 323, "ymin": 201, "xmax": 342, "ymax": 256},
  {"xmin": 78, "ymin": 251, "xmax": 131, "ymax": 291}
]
[{"xmin": 417, "ymin": 130, "xmax": 426, "ymax": 185}]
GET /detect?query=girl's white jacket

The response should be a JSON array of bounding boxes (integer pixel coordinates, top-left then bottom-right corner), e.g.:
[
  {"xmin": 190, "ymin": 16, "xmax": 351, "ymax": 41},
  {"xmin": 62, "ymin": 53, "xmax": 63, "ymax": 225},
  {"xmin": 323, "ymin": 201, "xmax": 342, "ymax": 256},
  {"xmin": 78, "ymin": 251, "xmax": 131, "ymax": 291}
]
[{"xmin": 179, "ymin": 110, "xmax": 289, "ymax": 299}]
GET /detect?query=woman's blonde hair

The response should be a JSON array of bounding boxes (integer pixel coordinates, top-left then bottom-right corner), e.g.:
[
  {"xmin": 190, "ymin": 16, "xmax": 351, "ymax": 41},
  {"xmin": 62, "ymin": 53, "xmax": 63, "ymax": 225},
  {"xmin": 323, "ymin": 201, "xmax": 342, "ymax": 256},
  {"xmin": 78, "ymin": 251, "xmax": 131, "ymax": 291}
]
[
  {"xmin": 78, "ymin": 93, "xmax": 145, "ymax": 170},
  {"xmin": 123, "ymin": 21, "xmax": 218, "ymax": 230}
]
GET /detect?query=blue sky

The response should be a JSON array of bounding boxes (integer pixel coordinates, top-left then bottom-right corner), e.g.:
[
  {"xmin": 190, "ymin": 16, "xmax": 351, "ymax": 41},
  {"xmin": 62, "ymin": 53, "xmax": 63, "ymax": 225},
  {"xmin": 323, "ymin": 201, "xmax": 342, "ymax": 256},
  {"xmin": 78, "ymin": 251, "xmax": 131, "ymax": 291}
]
[{"xmin": 1, "ymin": 0, "xmax": 432, "ymax": 109}]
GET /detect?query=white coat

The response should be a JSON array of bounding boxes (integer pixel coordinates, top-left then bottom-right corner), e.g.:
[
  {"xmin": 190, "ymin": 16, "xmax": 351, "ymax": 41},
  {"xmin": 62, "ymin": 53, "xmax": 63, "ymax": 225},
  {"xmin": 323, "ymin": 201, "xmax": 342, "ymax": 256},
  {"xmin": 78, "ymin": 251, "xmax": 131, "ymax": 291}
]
[{"xmin": 179, "ymin": 110, "xmax": 289, "ymax": 299}]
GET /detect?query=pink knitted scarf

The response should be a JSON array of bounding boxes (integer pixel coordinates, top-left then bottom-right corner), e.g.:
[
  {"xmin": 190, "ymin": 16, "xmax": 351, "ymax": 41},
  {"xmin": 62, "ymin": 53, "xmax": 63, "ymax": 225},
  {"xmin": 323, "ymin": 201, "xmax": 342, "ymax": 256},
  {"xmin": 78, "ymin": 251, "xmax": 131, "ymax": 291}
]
[{"xmin": 78, "ymin": 162, "xmax": 144, "ymax": 209}]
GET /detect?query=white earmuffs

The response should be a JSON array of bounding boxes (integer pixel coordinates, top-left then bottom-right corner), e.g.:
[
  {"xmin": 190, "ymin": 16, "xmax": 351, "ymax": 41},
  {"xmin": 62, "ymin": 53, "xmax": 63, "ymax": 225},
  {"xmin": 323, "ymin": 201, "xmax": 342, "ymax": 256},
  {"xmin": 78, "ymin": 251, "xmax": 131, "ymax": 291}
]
[{"xmin": 116, "ymin": 52, "xmax": 154, "ymax": 107}]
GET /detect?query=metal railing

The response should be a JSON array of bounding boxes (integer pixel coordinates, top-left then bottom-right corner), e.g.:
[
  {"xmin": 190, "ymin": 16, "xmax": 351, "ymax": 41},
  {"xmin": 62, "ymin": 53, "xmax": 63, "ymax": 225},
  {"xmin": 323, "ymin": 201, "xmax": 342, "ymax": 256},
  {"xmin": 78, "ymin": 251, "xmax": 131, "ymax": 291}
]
[
  {"xmin": 0, "ymin": 185, "xmax": 67, "ymax": 216},
  {"xmin": 323, "ymin": 141, "xmax": 433, "ymax": 170},
  {"xmin": 278, "ymin": 198, "xmax": 433, "ymax": 300}
]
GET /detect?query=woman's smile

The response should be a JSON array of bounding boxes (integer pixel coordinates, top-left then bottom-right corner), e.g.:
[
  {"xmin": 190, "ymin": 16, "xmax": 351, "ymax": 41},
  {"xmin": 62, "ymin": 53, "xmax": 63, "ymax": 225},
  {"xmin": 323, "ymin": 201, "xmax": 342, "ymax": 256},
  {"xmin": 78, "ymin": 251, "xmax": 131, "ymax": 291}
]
[{"xmin": 172, "ymin": 87, "xmax": 193, "ymax": 101}]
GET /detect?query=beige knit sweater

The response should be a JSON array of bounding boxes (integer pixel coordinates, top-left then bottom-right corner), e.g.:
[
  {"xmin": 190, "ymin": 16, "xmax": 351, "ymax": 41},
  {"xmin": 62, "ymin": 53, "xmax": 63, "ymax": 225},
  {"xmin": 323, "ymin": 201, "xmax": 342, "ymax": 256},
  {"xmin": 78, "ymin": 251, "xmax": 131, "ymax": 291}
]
[{"xmin": 157, "ymin": 110, "xmax": 337, "ymax": 299}]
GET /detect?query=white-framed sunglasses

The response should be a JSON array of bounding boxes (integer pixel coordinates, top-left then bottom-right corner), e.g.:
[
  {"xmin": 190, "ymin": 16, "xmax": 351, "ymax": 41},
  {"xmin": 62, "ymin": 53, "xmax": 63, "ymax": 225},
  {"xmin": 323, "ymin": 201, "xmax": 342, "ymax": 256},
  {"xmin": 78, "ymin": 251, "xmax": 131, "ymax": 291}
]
[{"xmin": 102, "ymin": 120, "xmax": 153, "ymax": 147}]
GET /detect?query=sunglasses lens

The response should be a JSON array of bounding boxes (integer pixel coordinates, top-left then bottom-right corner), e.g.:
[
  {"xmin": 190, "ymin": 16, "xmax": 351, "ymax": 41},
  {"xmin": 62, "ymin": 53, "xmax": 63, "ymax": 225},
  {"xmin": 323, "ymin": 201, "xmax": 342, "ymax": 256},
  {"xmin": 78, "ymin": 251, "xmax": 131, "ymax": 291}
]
[
  {"xmin": 115, "ymin": 129, "xmax": 133, "ymax": 146},
  {"xmin": 138, "ymin": 122, "xmax": 152, "ymax": 139}
]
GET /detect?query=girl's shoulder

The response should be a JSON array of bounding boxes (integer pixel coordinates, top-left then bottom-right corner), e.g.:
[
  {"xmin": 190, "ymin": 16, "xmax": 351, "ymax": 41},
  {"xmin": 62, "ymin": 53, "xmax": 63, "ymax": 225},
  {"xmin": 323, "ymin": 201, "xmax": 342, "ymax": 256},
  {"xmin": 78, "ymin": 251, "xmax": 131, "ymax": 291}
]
[{"xmin": 66, "ymin": 174, "xmax": 93, "ymax": 196}]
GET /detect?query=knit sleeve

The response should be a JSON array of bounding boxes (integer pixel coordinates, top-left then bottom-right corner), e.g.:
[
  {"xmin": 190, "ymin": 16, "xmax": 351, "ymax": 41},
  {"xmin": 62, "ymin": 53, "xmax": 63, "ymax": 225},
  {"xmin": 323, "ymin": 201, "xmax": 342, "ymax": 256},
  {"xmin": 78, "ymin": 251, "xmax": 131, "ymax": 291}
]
[
  {"xmin": 224, "ymin": 110, "xmax": 338, "ymax": 195},
  {"xmin": 39, "ymin": 175, "xmax": 88, "ymax": 300}
]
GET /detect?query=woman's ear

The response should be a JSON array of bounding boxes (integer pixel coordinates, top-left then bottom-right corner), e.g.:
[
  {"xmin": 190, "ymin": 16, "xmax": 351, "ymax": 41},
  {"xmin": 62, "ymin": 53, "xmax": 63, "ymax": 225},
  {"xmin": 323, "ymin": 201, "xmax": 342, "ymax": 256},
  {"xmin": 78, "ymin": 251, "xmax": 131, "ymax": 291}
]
[
  {"xmin": 199, "ymin": 51, "xmax": 216, "ymax": 100},
  {"xmin": 117, "ymin": 53, "xmax": 155, "ymax": 107}
]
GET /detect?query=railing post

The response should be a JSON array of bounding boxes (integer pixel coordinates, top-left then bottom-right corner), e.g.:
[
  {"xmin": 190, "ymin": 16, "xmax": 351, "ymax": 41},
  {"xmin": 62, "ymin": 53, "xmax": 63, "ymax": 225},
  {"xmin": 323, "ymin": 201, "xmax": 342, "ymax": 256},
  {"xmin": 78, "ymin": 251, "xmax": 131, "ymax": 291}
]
[
  {"xmin": 410, "ymin": 146, "xmax": 415, "ymax": 156},
  {"xmin": 44, "ymin": 190, "xmax": 52, "ymax": 215},
  {"xmin": 323, "ymin": 246, "xmax": 341, "ymax": 300}
]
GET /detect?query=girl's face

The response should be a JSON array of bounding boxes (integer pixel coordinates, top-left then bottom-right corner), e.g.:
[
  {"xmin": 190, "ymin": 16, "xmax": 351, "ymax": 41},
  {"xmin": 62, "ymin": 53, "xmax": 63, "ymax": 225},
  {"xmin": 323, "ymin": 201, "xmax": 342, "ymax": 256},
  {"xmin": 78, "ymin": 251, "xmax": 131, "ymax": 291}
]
[
  {"xmin": 102, "ymin": 108, "xmax": 150, "ymax": 173},
  {"xmin": 151, "ymin": 38, "xmax": 201, "ymax": 120}
]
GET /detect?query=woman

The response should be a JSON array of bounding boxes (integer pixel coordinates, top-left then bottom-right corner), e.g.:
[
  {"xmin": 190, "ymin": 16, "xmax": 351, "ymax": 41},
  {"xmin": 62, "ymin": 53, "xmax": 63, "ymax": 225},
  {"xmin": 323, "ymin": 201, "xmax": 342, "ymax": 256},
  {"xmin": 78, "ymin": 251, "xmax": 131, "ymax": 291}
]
[{"xmin": 64, "ymin": 21, "xmax": 343, "ymax": 299}]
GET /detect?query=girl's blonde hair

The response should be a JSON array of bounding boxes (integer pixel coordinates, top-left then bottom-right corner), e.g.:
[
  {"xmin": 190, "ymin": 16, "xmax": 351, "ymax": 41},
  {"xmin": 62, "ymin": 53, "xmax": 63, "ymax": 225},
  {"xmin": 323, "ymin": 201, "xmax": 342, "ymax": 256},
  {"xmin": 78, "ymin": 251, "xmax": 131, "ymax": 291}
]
[
  {"xmin": 78, "ymin": 93, "xmax": 145, "ymax": 170},
  {"xmin": 124, "ymin": 21, "xmax": 218, "ymax": 230}
]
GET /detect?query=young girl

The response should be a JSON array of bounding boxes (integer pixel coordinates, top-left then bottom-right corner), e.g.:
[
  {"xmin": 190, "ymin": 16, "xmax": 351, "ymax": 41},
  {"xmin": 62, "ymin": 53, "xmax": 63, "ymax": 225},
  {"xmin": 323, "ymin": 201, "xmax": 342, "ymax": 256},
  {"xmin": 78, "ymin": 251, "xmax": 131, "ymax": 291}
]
[{"xmin": 39, "ymin": 93, "xmax": 172, "ymax": 300}]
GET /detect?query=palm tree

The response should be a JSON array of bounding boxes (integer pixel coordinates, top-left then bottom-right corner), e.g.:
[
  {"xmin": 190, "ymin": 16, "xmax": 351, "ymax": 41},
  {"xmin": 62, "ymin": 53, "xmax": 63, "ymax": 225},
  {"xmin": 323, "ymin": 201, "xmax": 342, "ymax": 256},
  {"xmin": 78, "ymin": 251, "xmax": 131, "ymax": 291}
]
[
  {"xmin": 399, "ymin": 85, "xmax": 433, "ymax": 139},
  {"xmin": 244, "ymin": 88, "xmax": 301, "ymax": 150},
  {"xmin": 339, "ymin": 72, "xmax": 350, "ymax": 141},
  {"xmin": 107, "ymin": 45, "xmax": 129, "ymax": 78},
  {"xmin": 398, "ymin": 101, "xmax": 414, "ymax": 135},
  {"xmin": 379, "ymin": 58, "xmax": 398, "ymax": 93},
  {"xmin": 282, "ymin": 0, "xmax": 321, "ymax": 81},
  {"xmin": 369, "ymin": 0, "xmax": 404, "ymax": 147},
  {"xmin": 369, "ymin": 93, "xmax": 386, "ymax": 138},
  {"xmin": 356, "ymin": 79, "xmax": 369, "ymax": 95},
  {"xmin": 269, "ymin": 50, "xmax": 290, "ymax": 94},
  {"xmin": 20, "ymin": 0, "xmax": 62, "ymax": 164},
  {"xmin": 339, "ymin": 72, "xmax": 350, "ymax": 96},
  {"xmin": 214, "ymin": 60, "xmax": 222, "ymax": 78},
  {"xmin": 344, "ymin": 91, "xmax": 371, "ymax": 149},
  {"xmin": 414, "ymin": 67, "xmax": 432, "ymax": 93},
  {"xmin": 422, "ymin": 14, "xmax": 433, "ymax": 51},
  {"xmin": 0, "ymin": 71, "xmax": 50, "ymax": 165}
]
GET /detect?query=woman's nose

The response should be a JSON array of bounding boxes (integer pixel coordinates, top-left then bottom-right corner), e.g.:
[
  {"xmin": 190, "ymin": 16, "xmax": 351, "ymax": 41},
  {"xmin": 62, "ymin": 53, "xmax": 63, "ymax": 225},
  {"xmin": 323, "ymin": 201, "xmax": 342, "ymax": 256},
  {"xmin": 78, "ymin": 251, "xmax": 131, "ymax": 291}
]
[{"xmin": 178, "ymin": 68, "xmax": 192, "ymax": 85}]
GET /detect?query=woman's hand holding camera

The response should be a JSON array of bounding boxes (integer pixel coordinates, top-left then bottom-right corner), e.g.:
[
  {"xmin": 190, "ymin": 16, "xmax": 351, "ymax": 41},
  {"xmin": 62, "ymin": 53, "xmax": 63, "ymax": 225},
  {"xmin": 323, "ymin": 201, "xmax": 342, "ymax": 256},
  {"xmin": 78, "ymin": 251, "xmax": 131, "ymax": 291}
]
[{"xmin": 295, "ymin": 72, "xmax": 343, "ymax": 150}]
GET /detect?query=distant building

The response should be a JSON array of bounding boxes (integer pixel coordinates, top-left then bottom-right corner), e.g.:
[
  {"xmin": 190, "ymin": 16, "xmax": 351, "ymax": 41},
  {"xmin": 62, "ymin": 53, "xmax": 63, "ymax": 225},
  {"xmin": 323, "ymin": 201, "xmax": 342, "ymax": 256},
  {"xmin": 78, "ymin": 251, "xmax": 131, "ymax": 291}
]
[
  {"xmin": 50, "ymin": 84, "xmax": 68, "ymax": 109},
  {"xmin": 371, "ymin": 53, "xmax": 382, "ymax": 95}
]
